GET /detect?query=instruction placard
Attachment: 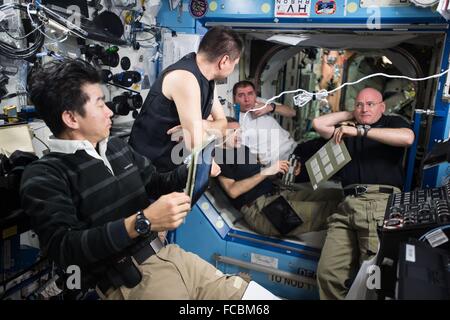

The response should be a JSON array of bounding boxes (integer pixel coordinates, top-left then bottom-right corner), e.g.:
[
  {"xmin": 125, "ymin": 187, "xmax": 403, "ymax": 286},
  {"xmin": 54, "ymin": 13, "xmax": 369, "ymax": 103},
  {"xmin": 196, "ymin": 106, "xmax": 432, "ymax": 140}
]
[{"xmin": 305, "ymin": 139, "xmax": 351, "ymax": 190}]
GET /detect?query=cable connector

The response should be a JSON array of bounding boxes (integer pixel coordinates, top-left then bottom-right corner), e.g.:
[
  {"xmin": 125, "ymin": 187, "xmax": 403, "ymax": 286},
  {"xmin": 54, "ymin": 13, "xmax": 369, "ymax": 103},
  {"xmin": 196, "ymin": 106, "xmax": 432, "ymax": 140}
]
[
  {"xmin": 293, "ymin": 91, "xmax": 314, "ymax": 107},
  {"xmin": 293, "ymin": 90, "xmax": 329, "ymax": 108},
  {"xmin": 315, "ymin": 90, "xmax": 329, "ymax": 101}
]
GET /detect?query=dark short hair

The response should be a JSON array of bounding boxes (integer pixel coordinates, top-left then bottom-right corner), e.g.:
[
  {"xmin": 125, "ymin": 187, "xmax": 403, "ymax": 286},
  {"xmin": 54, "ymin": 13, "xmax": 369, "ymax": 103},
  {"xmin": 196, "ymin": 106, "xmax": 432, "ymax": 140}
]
[
  {"xmin": 226, "ymin": 116, "xmax": 239, "ymax": 124},
  {"xmin": 198, "ymin": 26, "xmax": 243, "ymax": 62},
  {"xmin": 28, "ymin": 59, "xmax": 101, "ymax": 137},
  {"xmin": 232, "ymin": 80, "xmax": 256, "ymax": 97}
]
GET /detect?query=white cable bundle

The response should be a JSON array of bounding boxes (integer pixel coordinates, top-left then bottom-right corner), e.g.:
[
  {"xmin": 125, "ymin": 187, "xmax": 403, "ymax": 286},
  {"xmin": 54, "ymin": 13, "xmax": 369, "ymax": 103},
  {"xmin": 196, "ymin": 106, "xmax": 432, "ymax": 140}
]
[{"xmin": 261, "ymin": 68, "xmax": 450, "ymax": 111}]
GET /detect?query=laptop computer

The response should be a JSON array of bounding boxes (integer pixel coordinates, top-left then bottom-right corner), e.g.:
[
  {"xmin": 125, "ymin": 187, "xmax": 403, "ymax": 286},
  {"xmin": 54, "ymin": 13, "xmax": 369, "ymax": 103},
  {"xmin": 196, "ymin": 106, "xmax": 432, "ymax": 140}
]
[{"xmin": 185, "ymin": 137, "xmax": 216, "ymax": 205}]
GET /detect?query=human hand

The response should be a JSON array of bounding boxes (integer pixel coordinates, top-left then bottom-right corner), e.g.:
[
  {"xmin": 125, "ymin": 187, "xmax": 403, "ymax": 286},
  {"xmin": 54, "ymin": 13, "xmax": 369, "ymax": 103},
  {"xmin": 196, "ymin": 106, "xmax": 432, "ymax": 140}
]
[
  {"xmin": 262, "ymin": 160, "xmax": 290, "ymax": 176},
  {"xmin": 210, "ymin": 158, "xmax": 221, "ymax": 177},
  {"xmin": 167, "ymin": 125, "xmax": 184, "ymax": 142},
  {"xmin": 339, "ymin": 121, "xmax": 356, "ymax": 127},
  {"xmin": 294, "ymin": 162, "xmax": 301, "ymax": 176},
  {"xmin": 251, "ymin": 101, "xmax": 272, "ymax": 118},
  {"xmin": 144, "ymin": 192, "xmax": 191, "ymax": 231},
  {"xmin": 334, "ymin": 125, "xmax": 358, "ymax": 144}
]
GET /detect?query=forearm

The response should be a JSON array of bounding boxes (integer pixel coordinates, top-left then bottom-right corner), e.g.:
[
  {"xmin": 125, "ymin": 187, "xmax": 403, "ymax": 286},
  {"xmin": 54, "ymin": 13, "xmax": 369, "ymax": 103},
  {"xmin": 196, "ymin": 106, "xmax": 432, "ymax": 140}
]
[
  {"xmin": 229, "ymin": 173, "xmax": 268, "ymax": 198},
  {"xmin": 203, "ymin": 95, "xmax": 227, "ymax": 141},
  {"xmin": 367, "ymin": 128, "xmax": 415, "ymax": 147},
  {"xmin": 130, "ymin": 146, "xmax": 188, "ymax": 197},
  {"xmin": 203, "ymin": 118, "xmax": 227, "ymax": 137},
  {"xmin": 275, "ymin": 104, "xmax": 296, "ymax": 118},
  {"xmin": 144, "ymin": 163, "xmax": 189, "ymax": 197},
  {"xmin": 55, "ymin": 218, "xmax": 134, "ymax": 268},
  {"xmin": 312, "ymin": 111, "xmax": 353, "ymax": 139},
  {"xmin": 24, "ymin": 195, "xmax": 134, "ymax": 268},
  {"xmin": 183, "ymin": 120, "xmax": 224, "ymax": 151},
  {"xmin": 20, "ymin": 164, "xmax": 140, "ymax": 269},
  {"xmin": 124, "ymin": 214, "xmax": 140, "ymax": 239}
]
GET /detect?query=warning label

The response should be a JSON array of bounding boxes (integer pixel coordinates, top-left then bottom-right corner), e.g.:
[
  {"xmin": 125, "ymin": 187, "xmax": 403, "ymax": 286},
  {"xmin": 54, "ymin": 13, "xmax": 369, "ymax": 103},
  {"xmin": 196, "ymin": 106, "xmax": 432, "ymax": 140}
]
[{"xmin": 269, "ymin": 267, "xmax": 316, "ymax": 290}]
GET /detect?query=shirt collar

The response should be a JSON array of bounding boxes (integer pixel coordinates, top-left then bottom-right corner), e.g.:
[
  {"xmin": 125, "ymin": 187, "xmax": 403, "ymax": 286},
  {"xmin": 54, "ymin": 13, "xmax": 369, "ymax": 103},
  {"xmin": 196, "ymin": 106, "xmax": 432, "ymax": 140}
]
[{"xmin": 47, "ymin": 137, "xmax": 114, "ymax": 174}]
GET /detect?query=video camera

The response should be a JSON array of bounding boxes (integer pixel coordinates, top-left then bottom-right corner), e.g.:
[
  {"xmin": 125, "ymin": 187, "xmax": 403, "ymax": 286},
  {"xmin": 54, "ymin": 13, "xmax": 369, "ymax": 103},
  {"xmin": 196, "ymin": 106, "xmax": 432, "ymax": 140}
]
[
  {"xmin": 82, "ymin": 44, "xmax": 120, "ymax": 68},
  {"xmin": 106, "ymin": 92, "xmax": 143, "ymax": 118}
]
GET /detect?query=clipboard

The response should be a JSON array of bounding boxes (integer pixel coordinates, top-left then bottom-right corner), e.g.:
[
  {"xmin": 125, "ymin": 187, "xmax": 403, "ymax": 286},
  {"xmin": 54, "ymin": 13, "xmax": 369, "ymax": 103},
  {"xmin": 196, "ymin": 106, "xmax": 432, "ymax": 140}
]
[
  {"xmin": 185, "ymin": 136, "xmax": 216, "ymax": 205},
  {"xmin": 305, "ymin": 139, "xmax": 351, "ymax": 190}
]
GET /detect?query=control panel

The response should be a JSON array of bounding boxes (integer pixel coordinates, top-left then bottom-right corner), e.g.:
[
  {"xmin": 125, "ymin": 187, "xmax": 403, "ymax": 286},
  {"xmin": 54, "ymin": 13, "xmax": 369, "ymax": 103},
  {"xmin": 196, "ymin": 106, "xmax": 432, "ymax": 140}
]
[
  {"xmin": 377, "ymin": 183, "xmax": 450, "ymax": 299},
  {"xmin": 383, "ymin": 184, "xmax": 450, "ymax": 231}
]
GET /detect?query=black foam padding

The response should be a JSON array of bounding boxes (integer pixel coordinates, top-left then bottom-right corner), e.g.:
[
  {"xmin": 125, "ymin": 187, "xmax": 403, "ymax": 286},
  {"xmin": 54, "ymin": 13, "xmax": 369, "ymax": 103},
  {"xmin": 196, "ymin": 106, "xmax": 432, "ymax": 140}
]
[{"xmin": 93, "ymin": 11, "xmax": 124, "ymax": 38}]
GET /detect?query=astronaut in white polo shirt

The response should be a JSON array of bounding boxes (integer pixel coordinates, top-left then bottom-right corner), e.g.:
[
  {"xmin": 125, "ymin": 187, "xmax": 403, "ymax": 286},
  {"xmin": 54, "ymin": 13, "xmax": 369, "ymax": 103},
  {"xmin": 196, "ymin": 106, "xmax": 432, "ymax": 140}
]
[{"xmin": 232, "ymin": 80, "xmax": 298, "ymax": 166}]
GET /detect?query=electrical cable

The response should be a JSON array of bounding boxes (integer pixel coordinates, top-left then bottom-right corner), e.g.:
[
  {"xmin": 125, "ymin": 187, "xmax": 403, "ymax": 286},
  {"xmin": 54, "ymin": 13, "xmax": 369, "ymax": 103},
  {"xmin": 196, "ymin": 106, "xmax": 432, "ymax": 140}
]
[
  {"xmin": 0, "ymin": 3, "xmax": 45, "ymax": 59},
  {"xmin": 0, "ymin": 23, "xmax": 43, "ymax": 41},
  {"xmin": 236, "ymin": 67, "xmax": 450, "ymax": 148},
  {"xmin": 246, "ymin": 67, "xmax": 450, "ymax": 119},
  {"xmin": 27, "ymin": 3, "xmax": 69, "ymax": 44},
  {"xmin": 32, "ymin": 133, "xmax": 50, "ymax": 150}
]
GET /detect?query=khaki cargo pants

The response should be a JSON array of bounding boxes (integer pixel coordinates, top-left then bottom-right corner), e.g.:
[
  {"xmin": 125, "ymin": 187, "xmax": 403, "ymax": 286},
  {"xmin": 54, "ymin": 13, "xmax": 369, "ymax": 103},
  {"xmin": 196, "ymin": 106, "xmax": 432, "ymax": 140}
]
[
  {"xmin": 316, "ymin": 185, "xmax": 400, "ymax": 300},
  {"xmin": 240, "ymin": 187, "xmax": 343, "ymax": 238},
  {"xmin": 101, "ymin": 244, "xmax": 248, "ymax": 300}
]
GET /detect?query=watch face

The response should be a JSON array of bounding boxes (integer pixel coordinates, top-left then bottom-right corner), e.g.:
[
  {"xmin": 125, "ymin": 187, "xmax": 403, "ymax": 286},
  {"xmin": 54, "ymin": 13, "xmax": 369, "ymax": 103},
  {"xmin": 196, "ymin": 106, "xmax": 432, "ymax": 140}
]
[{"xmin": 136, "ymin": 217, "xmax": 150, "ymax": 235}]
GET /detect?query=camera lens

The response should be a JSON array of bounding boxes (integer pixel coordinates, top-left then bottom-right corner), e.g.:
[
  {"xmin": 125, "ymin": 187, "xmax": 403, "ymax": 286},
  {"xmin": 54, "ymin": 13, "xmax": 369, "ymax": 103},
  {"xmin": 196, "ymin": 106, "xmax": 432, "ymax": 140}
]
[
  {"xmin": 121, "ymin": 57, "xmax": 131, "ymax": 71},
  {"xmin": 131, "ymin": 93, "xmax": 143, "ymax": 109},
  {"xmin": 101, "ymin": 51, "xmax": 120, "ymax": 68},
  {"xmin": 107, "ymin": 93, "xmax": 143, "ymax": 116}
]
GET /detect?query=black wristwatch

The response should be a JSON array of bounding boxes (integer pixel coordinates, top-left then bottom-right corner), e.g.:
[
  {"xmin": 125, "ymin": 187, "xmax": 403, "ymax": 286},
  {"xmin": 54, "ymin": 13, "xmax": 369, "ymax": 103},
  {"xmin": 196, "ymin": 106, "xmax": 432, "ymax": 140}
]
[
  {"xmin": 356, "ymin": 124, "xmax": 371, "ymax": 137},
  {"xmin": 362, "ymin": 124, "xmax": 371, "ymax": 137},
  {"xmin": 270, "ymin": 103, "xmax": 276, "ymax": 114},
  {"xmin": 135, "ymin": 210, "xmax": 151, "ymax": 236}
]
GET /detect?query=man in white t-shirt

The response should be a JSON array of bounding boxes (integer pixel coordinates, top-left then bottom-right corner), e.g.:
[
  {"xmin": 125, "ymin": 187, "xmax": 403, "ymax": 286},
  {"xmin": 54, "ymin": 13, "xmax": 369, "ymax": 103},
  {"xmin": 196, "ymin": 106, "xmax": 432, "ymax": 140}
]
[
  {"xmin": 233, "ymin": 80, "xmax": 297, "ymax": 165},
  {"xmin": 232, "ymin": 81, "xmax": 328, "ymax": 183}
]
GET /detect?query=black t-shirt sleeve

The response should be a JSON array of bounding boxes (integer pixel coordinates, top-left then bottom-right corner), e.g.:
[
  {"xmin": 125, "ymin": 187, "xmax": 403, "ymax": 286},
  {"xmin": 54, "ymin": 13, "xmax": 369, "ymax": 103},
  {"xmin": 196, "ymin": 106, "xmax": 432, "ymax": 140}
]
[
  {"xmin": 216, "ymin": 146, "xmax": 274, "ymax": 209},
  {"xmin": 218, "ymin": 162, "xmax": 235, "ymax": 180},
  {"xmin": 386, "ymin": 115, "xmax": 411, "ymax": 129},
  {"xmin": 218, "ymin": 146, "xmax": 261, "ymax": 181}
]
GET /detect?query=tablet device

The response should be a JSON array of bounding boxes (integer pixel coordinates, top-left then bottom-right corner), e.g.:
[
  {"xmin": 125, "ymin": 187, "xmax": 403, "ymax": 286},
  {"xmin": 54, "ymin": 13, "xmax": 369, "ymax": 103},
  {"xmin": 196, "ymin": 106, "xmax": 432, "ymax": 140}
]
[
  {"xmin": 185, "ymin": 137, "xmax": 216, "ymax": 205},
  {"xmin": 261, "ymin": 196, "xmax": 303, "ymax": 235}
]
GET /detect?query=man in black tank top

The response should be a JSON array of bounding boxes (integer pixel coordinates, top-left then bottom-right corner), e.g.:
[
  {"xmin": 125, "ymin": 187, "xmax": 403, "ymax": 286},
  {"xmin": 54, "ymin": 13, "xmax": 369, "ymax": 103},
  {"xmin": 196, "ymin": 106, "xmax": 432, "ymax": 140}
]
[
  {"xmin": 129, "ymin": 26, "xmax": 243, "ymax": 172},
  {"xmin": 312, "ymin": 88, "xmax": 415, "ymax": 300}
]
